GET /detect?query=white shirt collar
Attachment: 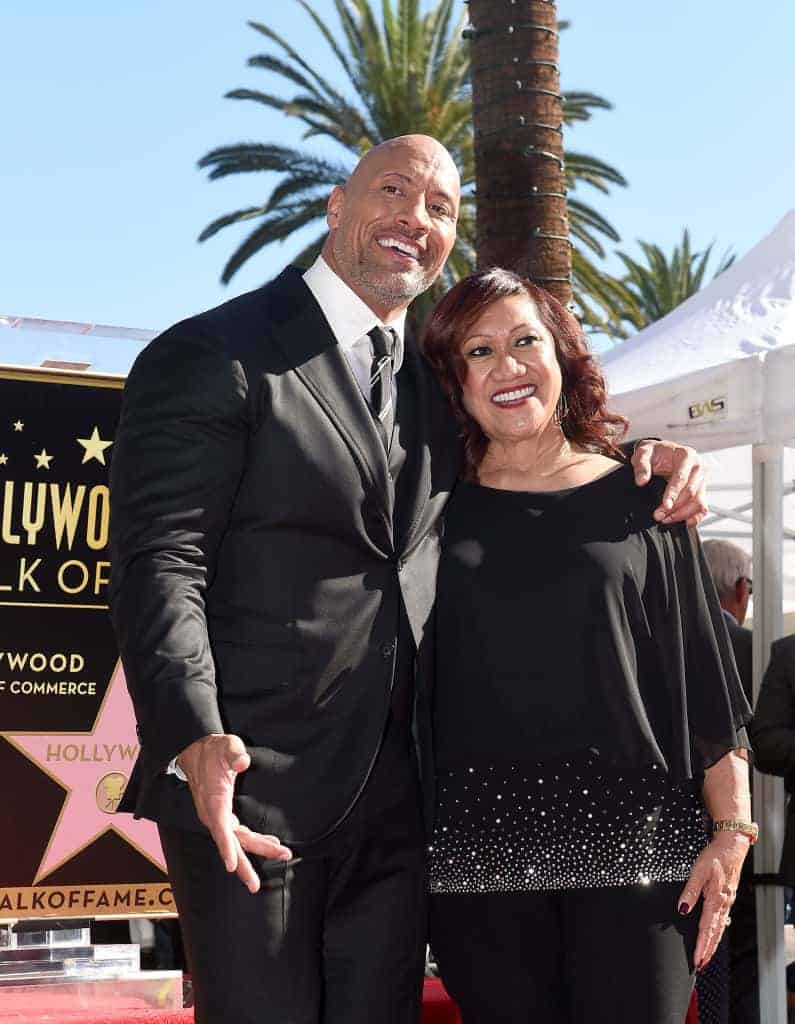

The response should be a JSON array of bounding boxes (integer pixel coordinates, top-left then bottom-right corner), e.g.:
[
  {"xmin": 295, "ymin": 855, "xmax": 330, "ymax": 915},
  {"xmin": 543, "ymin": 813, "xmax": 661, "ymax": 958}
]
[{"xmin": 303, "ymin": 255, "xmax": 405, "ymax": 371}]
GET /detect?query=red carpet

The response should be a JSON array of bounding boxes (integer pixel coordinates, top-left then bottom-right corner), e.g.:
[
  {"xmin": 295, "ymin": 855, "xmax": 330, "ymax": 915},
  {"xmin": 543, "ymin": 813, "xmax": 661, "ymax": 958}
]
[
  {"xmin": 0, "ymin": 978, "xmax": 460, "ymax": 1023},
  {"xmin": 0, "ymin": 978, "xmax": 699, "ymax": 1022}
]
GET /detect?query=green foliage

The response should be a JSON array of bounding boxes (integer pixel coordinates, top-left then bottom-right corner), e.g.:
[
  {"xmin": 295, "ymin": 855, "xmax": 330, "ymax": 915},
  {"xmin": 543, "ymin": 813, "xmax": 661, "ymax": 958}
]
[
  {"xmin": 616, "ymin": 230, "xmax": 735, "ymax": 331},
  {"xmin": 198, "ymin": 0, "xmax": 630, "ymax": 332}
]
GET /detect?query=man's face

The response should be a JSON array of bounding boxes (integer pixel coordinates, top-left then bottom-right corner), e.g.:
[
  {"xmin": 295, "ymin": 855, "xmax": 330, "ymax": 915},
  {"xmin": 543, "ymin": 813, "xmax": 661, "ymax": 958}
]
[{"xmin": 324, "ymin": 136, "xmax": 460, "ymax": 320}]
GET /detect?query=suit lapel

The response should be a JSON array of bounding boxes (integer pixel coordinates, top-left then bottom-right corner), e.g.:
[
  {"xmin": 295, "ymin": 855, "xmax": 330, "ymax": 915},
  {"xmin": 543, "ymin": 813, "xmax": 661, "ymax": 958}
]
[
  {"xmin": 393, "ymin": 337, "xmax": 462, "ymax": 553},
  {"xmin": 266, "ymin": 269, "xmax": 393, "ymax": 525}
]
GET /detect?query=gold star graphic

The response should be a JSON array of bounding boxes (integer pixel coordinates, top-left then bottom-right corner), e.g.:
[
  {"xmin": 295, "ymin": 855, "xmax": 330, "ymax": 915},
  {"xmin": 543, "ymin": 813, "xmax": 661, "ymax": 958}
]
[
  {"xmin": 34, "ymin": 449, "xmax": 54, "ymax": 470},
  {"xmin": 13, "ymin": 420, "xmax": 24, "ymax": 432},
  {"xmin": 77, "ymin": 426, "xmax": 113, "ymax": 466},
  {"xmin": 0, "ymin": 454, "xmax": 7, "ymax": 466}
]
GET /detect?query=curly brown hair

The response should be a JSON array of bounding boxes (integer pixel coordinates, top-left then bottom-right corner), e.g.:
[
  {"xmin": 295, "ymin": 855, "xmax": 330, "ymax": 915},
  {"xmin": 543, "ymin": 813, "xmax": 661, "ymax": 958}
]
[{"xmin": 421, "ymin": 268, "xmax": 628, "ymax": 477}]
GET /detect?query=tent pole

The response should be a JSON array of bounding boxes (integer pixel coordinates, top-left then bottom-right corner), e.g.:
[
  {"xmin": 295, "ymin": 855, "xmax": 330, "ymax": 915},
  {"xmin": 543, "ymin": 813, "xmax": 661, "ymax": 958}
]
[{"xmin": 752, "ymin": 443, "xmax": 786, "ymax": 1023}]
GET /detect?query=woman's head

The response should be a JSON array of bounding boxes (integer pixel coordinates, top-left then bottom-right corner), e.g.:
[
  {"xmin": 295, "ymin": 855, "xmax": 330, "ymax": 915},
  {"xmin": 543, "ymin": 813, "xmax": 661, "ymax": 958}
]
[{"xmin": 422, "ymin": 268, "xmax": 627, "ymax": 473}]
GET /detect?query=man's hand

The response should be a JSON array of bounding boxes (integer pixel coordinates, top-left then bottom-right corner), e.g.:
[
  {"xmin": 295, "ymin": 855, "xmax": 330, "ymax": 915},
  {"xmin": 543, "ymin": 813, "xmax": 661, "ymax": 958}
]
[
  {"xmin": 631, "ymin": 440, "xmax": 707, "ymax": 527},
  {"xmin": 177, "ymin": 733, "xmax": 292, "ymax": 893}
]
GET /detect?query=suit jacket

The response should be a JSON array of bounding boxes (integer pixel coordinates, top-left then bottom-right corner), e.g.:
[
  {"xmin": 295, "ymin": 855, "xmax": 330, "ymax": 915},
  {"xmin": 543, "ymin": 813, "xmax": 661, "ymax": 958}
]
[
  {"xmin": 722, "ymin": 610, "xmax": 753, "ymax": 707},
  {"xmin": 750, "ymin": 633, "xmax": 795, "ymax": 884},
  {"xmin": 109, "ymin": 267, "xmax": 463, "ymax": 845}
]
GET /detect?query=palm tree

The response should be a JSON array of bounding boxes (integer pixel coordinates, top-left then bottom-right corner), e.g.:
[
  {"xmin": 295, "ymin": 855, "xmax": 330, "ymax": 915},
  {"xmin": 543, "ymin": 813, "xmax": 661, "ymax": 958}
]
[
  {"xmin": 468, "ymin": 0, "xmax": 571, "ymax": 307},
  {"xmin": 616, "ymin": 230, "xmax": 735, "ymax": 331},
  {"xmin": 198, "ymin": 0, "xmax": 628, "ymax": 330}
]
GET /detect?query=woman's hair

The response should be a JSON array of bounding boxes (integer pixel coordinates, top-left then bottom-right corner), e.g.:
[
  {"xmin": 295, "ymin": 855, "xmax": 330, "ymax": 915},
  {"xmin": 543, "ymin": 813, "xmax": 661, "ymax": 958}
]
[{"xmin": 421, "ymin": 267, "xmax": 628, "ymax": 476}]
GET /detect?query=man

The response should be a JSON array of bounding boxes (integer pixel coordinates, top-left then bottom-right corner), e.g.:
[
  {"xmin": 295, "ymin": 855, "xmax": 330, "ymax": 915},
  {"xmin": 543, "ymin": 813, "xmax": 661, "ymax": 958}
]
[
  {"xmin": 109, "ymin": 134, "xmax": 708, "ymax": 1024},
  {"xmin": 751, "ymin": 634, "xmax": 795, "ymax": 1010},
  {"xmin": 702, "ymin": 538, "xmax": 757, "ymax": 1024},
  {"xmin": 703, "ymin": 539, "xmax": 753, "ymax": 702}
]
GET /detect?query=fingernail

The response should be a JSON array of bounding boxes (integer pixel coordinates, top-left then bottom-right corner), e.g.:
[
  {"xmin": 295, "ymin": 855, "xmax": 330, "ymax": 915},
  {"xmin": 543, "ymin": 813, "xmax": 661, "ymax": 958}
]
[{"xmin": 678, "ymin": 902, "xmax": 690, "ymax": 915}]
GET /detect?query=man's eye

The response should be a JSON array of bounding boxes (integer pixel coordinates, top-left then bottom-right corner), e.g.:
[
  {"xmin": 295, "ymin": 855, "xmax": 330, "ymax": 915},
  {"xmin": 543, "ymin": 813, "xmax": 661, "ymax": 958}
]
[
  {"xmin": 430, "ymin": 203, "xmax": 450, "ymax": 216},
  {"xmin": 383, "ymin": 184, "xmax": 401, "ymax": 195}
]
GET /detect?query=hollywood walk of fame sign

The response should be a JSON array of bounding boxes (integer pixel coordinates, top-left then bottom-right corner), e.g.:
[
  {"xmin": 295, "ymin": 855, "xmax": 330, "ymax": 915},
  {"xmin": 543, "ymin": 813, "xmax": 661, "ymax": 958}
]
[{"xmin": 0, "ymin": 365, "xmax": 171, "ymax": 920}]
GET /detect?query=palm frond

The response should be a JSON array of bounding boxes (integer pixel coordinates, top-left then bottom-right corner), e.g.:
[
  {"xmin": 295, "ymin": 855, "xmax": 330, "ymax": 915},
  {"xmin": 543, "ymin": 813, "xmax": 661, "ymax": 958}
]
[{"xmin": 220, "ymin": 199, "xmax": 328, "ymax": 283}]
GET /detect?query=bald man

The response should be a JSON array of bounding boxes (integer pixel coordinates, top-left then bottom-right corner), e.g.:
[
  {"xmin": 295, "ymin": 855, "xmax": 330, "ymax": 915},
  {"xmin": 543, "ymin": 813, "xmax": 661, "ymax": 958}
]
[{"xmin": 109, "ymin": 135, "xmax": 708, "ymax": 1023}]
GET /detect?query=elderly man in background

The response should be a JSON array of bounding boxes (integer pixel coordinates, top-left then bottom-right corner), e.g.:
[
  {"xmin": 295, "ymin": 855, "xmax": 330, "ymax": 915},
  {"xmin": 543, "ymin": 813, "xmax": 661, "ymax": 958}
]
[{"xmin": 703, "ymin": 539, "xmax": 757, "ymax": 1024}]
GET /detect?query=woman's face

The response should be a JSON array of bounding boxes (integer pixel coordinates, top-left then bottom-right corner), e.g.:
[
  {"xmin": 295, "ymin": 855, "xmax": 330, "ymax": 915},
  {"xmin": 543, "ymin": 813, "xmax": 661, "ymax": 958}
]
[{"xmin": 459, "ymin": 293, "xmax": 563, "ymax": 445}]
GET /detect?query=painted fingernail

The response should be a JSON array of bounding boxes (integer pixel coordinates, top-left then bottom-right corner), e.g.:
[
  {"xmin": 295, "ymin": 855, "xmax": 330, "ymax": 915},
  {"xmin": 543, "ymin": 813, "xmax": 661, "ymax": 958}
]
[{"xmin": 678, "ymin": 902, "xmax": 690, "ymax": 915}]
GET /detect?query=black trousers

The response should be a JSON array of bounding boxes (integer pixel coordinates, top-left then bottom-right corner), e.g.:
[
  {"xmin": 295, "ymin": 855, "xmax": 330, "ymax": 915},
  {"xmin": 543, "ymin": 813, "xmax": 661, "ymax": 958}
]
[
  {"xmin": 160, "ymin": 719, "xmax": 426, "ymax": 1024},
  {"xmin": 430, "ymin": 883, "xmax": 699, "ymax": 1024}
]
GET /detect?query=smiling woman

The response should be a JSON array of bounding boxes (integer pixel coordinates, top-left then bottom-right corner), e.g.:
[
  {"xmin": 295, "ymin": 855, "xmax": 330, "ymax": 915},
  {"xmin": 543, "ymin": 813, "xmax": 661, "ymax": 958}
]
[
  {"xmin": 423, "ymin": 267, "xmax": 626, "ymax": 477},
  {"xmin": 421, "ymin": 267, "xmax": 753, "ymax": 1024}
]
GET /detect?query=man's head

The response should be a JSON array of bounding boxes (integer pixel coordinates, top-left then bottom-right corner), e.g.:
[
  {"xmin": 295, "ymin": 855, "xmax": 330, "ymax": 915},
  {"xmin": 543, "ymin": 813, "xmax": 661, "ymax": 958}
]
[
  {"xmin": 702, "ymin": 538, "xmax": 753, "ymax": 625},
  {"xmin": 322, "ymin": 135, "xmax": 460, "ymax": 321}
]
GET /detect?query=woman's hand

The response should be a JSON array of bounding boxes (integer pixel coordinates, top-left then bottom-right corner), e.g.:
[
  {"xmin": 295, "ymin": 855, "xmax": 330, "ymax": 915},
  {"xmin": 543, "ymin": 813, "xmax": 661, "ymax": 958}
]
[{"xmin": 677, "ymin": 832, "xmax": 751, "ymax": 970}]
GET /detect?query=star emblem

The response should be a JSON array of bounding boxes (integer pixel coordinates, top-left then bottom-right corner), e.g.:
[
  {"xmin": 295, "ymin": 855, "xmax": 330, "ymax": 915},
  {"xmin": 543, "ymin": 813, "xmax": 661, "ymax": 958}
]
[
  {"xmin": 2, "ymin": 662, "xmax": 166, "ymax": 882},
  {"xmin": 77, "ymin": 426, "xmax": 114, "ymax": 466},
  {"xmin": 0, "ymin": 454, "xmax": 7, "ymax": 466},
  {"xmin": 13, "ymin": 420, "xmax": 24, "ymax": 432},
  {"xmin": 34, "ymin": 448, "xmax": 54, "ymax": 470}
]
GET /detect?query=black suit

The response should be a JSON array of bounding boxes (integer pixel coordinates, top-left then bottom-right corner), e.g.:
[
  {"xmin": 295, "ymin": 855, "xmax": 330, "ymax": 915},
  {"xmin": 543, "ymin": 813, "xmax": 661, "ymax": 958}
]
[
  {"xmin": 751, "ymin": 634, "xmax": 795, "ymax": 884},
  {"xmin": 109, "ymin": 267, "xmax": 462, "ymax": 1022}
]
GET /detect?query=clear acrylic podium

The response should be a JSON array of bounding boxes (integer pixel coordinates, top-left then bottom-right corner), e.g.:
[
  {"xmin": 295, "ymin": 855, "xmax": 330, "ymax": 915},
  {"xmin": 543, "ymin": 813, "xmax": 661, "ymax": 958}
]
[{"xmin": 0, "ymin": 920, "xmax": 182, "ymax": 1011}]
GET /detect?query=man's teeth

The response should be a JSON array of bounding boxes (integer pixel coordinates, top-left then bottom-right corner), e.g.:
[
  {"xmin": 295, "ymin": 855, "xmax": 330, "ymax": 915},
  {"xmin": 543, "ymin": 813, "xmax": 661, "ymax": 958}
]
[
  {"xmin": 492, "ymin": 385, "xmax": 536, "ymax": 404},
  {"xmin": 377, "ymin": 237, "xmax": 420, "ymax": 258}
]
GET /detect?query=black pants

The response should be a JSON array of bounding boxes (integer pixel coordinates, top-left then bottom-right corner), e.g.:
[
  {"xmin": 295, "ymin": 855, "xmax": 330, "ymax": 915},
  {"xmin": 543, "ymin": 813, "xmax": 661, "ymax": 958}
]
[
  {"xmin": 430, "ymin": 883, "xmax": 699, "ymax": 1024},
  {"xmin": 160, "ymin": 723, "xmax": 426, "ymax": 1024}
]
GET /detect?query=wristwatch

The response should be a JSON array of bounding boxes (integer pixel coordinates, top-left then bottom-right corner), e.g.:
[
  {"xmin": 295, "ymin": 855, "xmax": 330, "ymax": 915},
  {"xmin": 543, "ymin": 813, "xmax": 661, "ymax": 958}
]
[{"xmin": 713, "ymin": 819, "xmax": 759, "ymax": 845}]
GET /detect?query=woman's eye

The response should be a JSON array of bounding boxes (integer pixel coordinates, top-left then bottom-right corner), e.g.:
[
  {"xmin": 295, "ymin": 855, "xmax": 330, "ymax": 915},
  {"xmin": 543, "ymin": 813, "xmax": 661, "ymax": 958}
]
[
  {"xmin": 465, "ymin": 346, "xmax": 491, "ymax": 359},
  {"xmin": 516, "ymin": 335, "xmax": 538, "ymax": 346},
  {"xmin": 383, "ymin": 184, "xmax": 401, "ymax": 195}
]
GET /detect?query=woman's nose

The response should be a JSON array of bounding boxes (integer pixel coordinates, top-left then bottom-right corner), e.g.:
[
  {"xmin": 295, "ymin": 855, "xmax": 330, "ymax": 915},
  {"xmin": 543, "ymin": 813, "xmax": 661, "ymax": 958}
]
[{"xmin": 494, "ymin": 352, "xmax": 525, "ymax": 377}]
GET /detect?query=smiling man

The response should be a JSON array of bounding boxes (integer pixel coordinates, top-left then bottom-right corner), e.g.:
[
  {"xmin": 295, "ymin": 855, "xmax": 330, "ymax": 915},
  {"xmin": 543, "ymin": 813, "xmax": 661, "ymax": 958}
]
[{"xmin": 109, "ymin": 134, "xmax": 708, "ymax": 1024}]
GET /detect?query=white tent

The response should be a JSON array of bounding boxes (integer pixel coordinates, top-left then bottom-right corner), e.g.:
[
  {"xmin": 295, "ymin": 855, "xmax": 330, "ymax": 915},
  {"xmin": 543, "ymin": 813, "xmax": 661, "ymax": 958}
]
[{"xmin": 602, "ymin": 212, "xmax": 795, "ymax": 1023}]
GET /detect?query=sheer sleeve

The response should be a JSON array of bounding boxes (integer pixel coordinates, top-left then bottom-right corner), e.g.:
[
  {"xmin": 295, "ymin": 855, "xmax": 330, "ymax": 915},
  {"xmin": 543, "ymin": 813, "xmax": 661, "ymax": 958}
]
[{"xmin": 645, "ymin": 523, "xmax": 752, "ymax": 782}]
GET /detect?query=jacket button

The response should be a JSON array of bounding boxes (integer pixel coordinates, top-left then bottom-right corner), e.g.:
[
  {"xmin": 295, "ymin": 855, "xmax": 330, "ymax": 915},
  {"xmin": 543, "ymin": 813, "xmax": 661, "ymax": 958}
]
[
  {"xmin": 397, "ymin": 557, "xmax": 405, "ymax": 573},
  {"xmin": 380, "ymin": 640, "xmax": 397, "ymax": 659}
]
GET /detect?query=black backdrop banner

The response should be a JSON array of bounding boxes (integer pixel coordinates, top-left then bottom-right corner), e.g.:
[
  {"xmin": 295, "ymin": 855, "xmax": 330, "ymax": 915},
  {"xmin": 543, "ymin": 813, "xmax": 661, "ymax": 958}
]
[{"xmin": 0, "ymin": 366, "xmax": 172, "ymax": 920}]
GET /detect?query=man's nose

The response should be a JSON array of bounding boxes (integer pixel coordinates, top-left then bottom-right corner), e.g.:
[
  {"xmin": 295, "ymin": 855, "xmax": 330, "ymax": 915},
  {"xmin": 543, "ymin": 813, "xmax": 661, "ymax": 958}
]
[{"xmin": 397, "ymin": 195, "xmax": 431, "ymax": 233}]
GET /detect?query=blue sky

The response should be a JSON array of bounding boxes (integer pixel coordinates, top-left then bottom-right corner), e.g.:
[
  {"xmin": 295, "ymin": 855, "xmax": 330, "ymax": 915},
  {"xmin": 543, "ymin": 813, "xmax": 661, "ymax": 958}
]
[{"xmin": 2, "ymin": 0, "xmax": 794, "ymax": 355}]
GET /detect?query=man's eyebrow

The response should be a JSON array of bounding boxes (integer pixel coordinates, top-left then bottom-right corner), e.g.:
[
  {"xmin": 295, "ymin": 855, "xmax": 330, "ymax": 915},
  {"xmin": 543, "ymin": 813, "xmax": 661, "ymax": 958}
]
[{"xmin": 380, "ymin": 171, "xmax": 457, "ymax": 206}]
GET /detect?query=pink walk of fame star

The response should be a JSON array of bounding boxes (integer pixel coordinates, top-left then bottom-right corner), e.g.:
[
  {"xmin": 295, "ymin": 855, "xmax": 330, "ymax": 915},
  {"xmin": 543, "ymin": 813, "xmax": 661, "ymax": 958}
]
[{"xmin": 3, "ymin": 661, "xmax": 166, "ymax": 882}]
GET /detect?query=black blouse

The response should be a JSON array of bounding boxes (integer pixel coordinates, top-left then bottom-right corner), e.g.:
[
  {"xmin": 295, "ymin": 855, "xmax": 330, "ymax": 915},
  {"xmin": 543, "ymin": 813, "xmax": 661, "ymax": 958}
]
[
  {"xmin": 429, "ymin": 464, "xmax": 751, "ymax": 893},
  {"xmin": 432, "ymin": 463, "xmax": 751, "ymax": 785}
]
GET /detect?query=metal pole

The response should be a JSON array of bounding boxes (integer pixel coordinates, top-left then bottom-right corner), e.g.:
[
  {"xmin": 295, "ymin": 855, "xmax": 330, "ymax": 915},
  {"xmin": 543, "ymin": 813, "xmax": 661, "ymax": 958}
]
[{"xmin": 752, "ymin": 443, "xmax": 786, "ymax": 1023}]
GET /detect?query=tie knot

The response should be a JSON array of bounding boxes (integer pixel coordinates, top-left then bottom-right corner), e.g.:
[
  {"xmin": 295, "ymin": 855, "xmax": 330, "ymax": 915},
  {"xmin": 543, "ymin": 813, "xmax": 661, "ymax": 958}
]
[{"xmin": 368, "ymin": 325, "xmax": 395, "ymax": 361}]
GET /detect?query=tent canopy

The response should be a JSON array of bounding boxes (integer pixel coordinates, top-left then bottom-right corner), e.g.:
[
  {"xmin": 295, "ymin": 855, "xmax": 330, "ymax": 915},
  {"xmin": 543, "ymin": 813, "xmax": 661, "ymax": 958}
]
[{"xmin": 601, "ymin": 212, "xmax": 795, "ymax": 451}]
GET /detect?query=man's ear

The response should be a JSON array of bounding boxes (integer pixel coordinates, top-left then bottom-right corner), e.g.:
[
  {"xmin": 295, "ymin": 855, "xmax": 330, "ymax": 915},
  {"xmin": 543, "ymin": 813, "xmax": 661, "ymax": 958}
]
[{"xmin": 326, "ymin": 186, "xmax": 345, "ymax": 229}]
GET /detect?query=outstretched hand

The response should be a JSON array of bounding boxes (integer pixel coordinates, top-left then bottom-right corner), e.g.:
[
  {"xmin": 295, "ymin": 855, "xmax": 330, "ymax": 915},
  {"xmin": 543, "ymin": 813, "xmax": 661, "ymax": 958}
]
[
  {"xmin": 631, "ymin": 440, "xmax": 708, "ymax": 527},
  {"xmin": 677, "ymin": 833, "xmax": 750, "ymax": 970},
  {"xmin": 177, "ymin": 733, "xmax": 292, "ymax": 893}
]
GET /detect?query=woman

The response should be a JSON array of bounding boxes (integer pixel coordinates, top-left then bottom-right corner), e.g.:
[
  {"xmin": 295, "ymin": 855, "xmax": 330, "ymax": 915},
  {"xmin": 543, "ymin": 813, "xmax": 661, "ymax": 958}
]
[{"xmin": 422, "ymin": 269, "xmax": 754, "ymax": 1024}]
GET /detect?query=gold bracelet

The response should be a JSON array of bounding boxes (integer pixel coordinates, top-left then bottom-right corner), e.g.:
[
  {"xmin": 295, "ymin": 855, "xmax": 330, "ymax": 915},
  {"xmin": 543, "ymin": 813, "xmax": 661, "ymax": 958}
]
[{"xmin": 713, "ymin": 819, "xmax": 759, "ymax": 845}]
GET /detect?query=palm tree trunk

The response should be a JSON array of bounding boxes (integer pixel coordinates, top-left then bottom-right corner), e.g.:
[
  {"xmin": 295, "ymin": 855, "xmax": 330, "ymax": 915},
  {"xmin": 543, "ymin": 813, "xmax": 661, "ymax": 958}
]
[{"xmin": 468, "ymin": 0, "xmax": 572, "ymax": 307}]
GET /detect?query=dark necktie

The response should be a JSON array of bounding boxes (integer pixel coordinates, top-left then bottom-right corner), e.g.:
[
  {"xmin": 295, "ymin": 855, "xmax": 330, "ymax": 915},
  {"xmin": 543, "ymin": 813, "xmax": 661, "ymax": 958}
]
[{"xmin": 368, "ymin": 325, "xmax": 396, "ymax": 450}]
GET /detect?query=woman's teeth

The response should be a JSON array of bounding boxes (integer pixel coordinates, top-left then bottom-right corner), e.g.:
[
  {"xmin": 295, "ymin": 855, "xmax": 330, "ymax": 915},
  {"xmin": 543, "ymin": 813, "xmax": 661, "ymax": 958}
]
[{"xmin": 492, "ymin": 385, "xmax": 536, "ymax": 404}]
